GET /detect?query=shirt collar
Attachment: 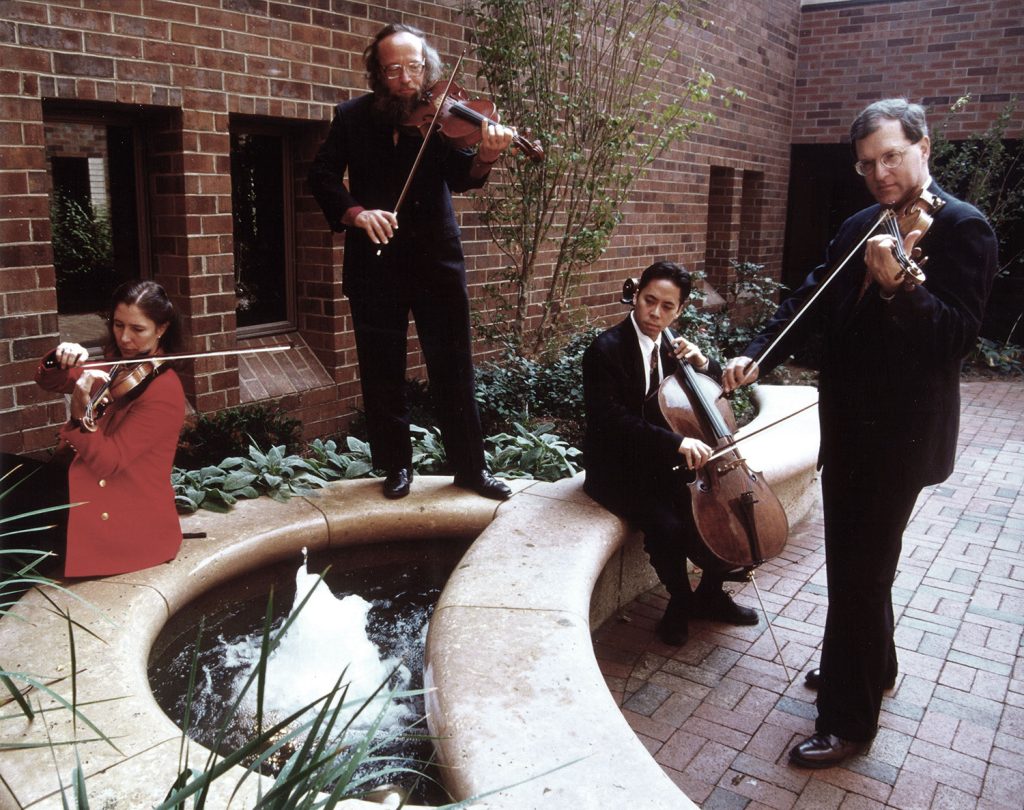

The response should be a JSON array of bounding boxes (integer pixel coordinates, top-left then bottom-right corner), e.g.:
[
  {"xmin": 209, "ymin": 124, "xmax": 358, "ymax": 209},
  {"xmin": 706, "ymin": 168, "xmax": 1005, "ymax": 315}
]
[{"xmin": 630, "ymin": 311, "xmax": 659, "ymax": 355}]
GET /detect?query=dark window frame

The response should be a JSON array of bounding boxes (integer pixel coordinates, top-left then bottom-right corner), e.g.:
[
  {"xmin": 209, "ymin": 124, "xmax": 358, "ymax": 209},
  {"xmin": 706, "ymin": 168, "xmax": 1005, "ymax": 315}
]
[{"xmin": 229, "ymin": 117, "xmax": 297, "ymax": 338}]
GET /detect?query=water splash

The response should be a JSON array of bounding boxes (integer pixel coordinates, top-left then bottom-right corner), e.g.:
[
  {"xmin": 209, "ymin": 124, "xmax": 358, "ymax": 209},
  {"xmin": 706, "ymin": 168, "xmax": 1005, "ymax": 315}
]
[{"xmin": 226, "ymin": 551, "xmax": 413, "ymax": 732}]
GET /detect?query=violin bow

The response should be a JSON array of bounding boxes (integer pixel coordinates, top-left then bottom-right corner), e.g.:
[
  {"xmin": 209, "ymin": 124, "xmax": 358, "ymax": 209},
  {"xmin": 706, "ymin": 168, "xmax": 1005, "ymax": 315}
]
[
  {"xmin": 77, "ymin": 344, "xmax": 292, "ymax": 369},
  {"xmin": 741, "ymin": 207, "xmax": 889, "ymax": 375},
  {"xmin": 376, "ymin": 50, "xmax": 467, "ymax": 258},
  {"xmin": 671, "ymin": 399, "xmax": 819, "ymax": 470}
]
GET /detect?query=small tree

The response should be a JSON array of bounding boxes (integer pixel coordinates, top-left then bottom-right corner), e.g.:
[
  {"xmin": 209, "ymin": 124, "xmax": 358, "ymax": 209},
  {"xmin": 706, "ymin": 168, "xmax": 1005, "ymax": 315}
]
[
  {"xmin": 468, "ymin": 0, "xmax": 731, "ymax": 352},
  {"xmin": 931, "ymin": 94, "xmax": 1024, "ymax": 278}
]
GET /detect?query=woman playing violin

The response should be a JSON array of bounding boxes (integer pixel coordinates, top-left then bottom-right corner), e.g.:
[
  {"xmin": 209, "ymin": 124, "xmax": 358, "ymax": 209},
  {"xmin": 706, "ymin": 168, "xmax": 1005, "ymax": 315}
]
[
  {"xmin": 28, "ymin": 280, "xmax": 186, "ymax": 578},
  {"xmin": 309, "ymin": 22, "xmax": 516, "ymax": 502}
]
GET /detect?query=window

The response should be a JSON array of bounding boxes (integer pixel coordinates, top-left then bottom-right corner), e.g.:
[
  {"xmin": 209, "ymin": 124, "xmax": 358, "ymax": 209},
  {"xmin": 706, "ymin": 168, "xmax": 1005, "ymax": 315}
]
[
  {"xmin": 44, "ymin": 107, "xmax": 148, "ymax": 345},
  {"xmin": 230, "ymin": 123, "xmax": 295, "ymax": 334}
]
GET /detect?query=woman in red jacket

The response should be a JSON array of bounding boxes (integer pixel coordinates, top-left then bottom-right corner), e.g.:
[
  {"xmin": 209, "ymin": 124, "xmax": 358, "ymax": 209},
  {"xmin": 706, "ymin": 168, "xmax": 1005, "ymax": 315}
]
[{"xmin": 31, "ymin": 280, "xmax": 186, "ymax": 578}]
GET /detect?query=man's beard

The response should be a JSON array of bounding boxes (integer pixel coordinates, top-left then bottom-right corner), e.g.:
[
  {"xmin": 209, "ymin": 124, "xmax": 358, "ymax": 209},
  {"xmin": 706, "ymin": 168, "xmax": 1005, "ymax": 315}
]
[{"xmin": 373, "ymin": 92, "xmax": 422, "ymax": 129}]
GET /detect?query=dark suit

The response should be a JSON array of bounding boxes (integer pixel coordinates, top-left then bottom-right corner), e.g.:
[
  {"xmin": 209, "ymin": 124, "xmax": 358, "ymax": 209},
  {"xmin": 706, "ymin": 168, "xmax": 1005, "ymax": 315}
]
[
  {"xmin": 583, "ymin": 315, "xmax": 726, "ymax": 612},
  {"xmin": 310, "ymin": 94, "xmax": 490, "ymax": 475},
  {"xmin": 745, "ymin": 181, "xmax": 997, "ymax": 741}
]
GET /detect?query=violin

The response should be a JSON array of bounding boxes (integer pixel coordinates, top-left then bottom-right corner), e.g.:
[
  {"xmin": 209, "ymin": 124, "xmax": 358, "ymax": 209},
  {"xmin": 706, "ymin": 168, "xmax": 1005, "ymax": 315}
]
[
  {"xmin": 621, "ymin": 278, "xmax": 788, "ymax": 573},
  {"xmin": 79, "ymin": 357, "xmax": 167, "ymax": 432},
  {"xmin": 404, "ymin": 80, "xmax": 545, "ymax": 163},
  {"xmin": 884, "ymin": 186, "xmax": 945, "ymax": 287}
]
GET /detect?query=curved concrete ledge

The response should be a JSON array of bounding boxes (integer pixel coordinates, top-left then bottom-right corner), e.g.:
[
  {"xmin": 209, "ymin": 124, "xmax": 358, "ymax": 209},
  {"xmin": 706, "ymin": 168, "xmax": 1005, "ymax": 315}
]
[
  {"xmin": 0, "ymin": 384, "xmax": 819, "ymax": 810},
  {"xmin": 0, "ymin": 479, "xmax": 512, "ymax": 810},
  {"xmin": 424, "ymin": 384, "xmax": 820, "ymax": 809}
]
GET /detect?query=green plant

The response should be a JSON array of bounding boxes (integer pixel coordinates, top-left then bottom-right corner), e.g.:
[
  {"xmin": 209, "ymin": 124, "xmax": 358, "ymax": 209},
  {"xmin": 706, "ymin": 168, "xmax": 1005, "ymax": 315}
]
[
  {"xmin": 305, "ymin": 436, "xmax": 377, "ymax": 480},
  {"xmin": 678, "ymin": 261, "xmax": 788, "ymax": 363},
  {"xmin": 967, "ymin": 336, "xmax": 1023, "ymax": 374},
  {"xmin": 474, "ymin": 327, "xmax": 599, "ymax": 432},
  {"xmin": 931, "ymin": 94, "xmax": 1024, "ymax": 362},
  {"xmin": 176, "ymin": 403, "xmax": 302, "ymax": 471},
  {"xmin": 932, "ymin": 95, "xmax": 1023, "ymax": 277},
  {"xmin": 469, "ymin": 0, "xmax": 736, "ymax": 351},
  {"xmin": 485, "ymin": 423, "xmax": 583, "ymax": 481},
  {"xmin": 173, "ymin": 443, "xmax": 329, "ymax": 513},
  {"xmin": 49, "ymin": 190, "xmax": 117, "ymax": 311},
  {"xmin": 410, "ymin": 425, "xmax": 448, "ymax": 474}
]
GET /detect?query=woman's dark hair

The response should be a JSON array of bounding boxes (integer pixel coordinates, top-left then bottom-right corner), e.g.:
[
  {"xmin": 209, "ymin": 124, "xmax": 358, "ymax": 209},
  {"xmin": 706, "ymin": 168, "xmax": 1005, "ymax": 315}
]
[
  {"xmin": 637, "ymin": 261, "xmax": 692, "ymax": 302},
  {"xmin": 364, "ymin": 22, "xmax": 443, "ymax": 95},
  {"xmin": 106, "ymin": 280, "xmax": 183, "ymax": 356}
]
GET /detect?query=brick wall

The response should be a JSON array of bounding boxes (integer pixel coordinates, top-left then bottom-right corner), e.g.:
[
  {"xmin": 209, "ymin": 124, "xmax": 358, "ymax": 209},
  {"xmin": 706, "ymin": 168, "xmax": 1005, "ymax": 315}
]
[
  {"xmin": 0, "ymin": 0, "xmax": 800, "ymax": 455},
  {"xmin": 794, "ymin": 0, "xmax": 1024, "ymax": 143}
]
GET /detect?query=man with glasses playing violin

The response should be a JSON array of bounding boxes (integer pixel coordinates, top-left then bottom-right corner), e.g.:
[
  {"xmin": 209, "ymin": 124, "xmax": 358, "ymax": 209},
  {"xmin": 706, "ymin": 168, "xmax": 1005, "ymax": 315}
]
[
  {"xmin": 310, "ymin": 22, "xmax": 516, "ymax": 501},
  {"xmin": 723, "ymin": 98, "xmax": 998, "ymax": 768}
]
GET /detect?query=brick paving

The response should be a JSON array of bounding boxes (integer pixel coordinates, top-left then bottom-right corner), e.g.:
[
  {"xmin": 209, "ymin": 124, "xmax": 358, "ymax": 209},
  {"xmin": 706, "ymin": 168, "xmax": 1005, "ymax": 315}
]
[{"xmin": 592, "ymin": 380, "xmax": 1024, "ymax": 810}]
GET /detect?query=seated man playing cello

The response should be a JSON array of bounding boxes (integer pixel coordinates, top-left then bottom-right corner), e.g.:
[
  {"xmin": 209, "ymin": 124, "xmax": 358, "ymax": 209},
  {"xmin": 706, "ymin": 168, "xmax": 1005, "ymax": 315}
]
[{"xmin": 582, "ymin": 261, "xmax": 758, "ymax": 646}]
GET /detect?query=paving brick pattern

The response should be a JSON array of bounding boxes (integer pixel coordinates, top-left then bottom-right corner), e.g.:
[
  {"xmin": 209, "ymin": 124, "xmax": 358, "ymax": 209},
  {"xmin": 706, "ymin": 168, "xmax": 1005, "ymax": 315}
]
[{"xmin": 593, "ymin": 380, "xmax": 1024, "ymax": 809}]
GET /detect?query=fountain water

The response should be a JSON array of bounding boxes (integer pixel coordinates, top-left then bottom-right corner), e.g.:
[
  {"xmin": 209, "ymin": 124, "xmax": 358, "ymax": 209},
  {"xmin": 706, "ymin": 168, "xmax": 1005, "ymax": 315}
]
[{"xmin": 149, "ymin": 537, "xmax": 469, "ymax": 804}]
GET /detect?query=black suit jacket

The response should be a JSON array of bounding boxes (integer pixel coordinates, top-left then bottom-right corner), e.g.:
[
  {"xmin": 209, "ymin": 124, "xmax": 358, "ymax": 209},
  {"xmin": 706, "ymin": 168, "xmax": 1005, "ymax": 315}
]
[
  {"xmin": 746, "ymin": 181, "xmax": 997, "ymax": 487},
  {"xmin": 309, "ymin": 93, "xmax": 487, "ymax": 297},
  {"xmin": 582, "ymin": 316, "xmax": 722, "ymax": 511}
]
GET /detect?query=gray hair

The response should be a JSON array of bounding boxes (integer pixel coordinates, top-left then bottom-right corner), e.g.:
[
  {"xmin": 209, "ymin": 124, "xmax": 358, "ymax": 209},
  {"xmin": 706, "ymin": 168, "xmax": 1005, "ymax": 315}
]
[
  {"xmin": 850, "ymin": 98, "xmax": 929, "ymax": 146},
  {"xmin": 364, "ymin": 22, "xmax": 443, "ymax": 95}
]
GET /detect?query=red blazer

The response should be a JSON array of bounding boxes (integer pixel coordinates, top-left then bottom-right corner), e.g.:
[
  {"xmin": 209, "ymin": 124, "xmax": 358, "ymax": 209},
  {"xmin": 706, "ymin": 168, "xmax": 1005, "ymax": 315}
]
[{"xmin": 35, "ymin": 358, "xmax": 185, "ymax": 577}]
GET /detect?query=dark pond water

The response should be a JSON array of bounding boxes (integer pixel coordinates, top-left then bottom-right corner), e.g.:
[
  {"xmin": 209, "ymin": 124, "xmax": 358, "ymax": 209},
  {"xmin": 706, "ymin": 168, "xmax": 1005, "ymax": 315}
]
[{"xmin": 148, "ymin": 536, "xmax": 472, "ymax": 805}]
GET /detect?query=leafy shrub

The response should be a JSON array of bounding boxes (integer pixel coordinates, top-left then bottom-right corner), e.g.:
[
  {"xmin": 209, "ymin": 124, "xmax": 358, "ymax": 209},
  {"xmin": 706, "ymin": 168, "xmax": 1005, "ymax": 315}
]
[
  {"xmin": 50, "ymin": 191, "xmax": 117, "ymax": 312},
  {"xmin": 474, "ymin": 327, "xmax": 599, "ymax": 437},
  {"xmin": 966, "ymin": 337, "xmax": 1023, "ymax": 375},
  {"xmin": 305, "ymin": 436, "xmax": 377, "ymax": 480},
  {"xmin": 173, "ymin": 443, "xmax": 328, "ymax": 513},
  {"xmin": 486, "ymin": 423, "xmax": 583, "ymax": 481},
  {"xmin": 176, "ymin": 403, "xmax": 302, "ymax": 470}
]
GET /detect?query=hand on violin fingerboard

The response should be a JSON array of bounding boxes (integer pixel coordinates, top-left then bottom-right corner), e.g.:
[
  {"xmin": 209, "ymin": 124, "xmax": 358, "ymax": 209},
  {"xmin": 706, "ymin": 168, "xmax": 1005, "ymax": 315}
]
[
  {"xmin": 722, "ymin": 357, "xmax": 759, "ymax": 393},
  {"xmin": 865, "ymin": 228, "xmax": 922, "ymax": 296},
  {"xmin": 476, "ymin": 118, "xmax": 516, "ymax": 163},
  {"xmin": 70, "ymin": 369, "xmax": 111, "ymax": 420}
]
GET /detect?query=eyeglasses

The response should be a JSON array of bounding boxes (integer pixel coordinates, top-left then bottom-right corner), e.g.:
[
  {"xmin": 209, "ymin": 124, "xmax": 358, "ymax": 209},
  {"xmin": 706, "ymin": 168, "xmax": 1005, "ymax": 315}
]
[
  {"xmin": 382, "ymin": 61, "xmax": 425, "ymax": 80},
  {"xmin": 854, "ymin": 146, "xmax": 914, "ymax": 177}
]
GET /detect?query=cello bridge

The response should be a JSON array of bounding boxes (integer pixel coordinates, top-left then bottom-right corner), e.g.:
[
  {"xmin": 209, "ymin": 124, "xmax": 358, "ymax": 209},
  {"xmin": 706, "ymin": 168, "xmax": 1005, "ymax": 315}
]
[{"xmin": 716, "ymin": 457, "xmax": 747, "ymax": 474}]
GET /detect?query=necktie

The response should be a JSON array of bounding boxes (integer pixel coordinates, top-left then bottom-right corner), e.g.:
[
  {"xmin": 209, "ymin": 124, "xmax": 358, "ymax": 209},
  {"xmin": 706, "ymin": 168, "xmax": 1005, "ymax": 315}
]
[{"xmin": 646, "ymin": 343, "xmax": 660, "ymax": 398}]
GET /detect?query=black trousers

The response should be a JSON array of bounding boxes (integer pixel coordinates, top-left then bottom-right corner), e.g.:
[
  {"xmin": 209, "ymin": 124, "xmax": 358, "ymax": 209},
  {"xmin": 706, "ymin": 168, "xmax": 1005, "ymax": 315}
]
[
  {"xmin": 598, "ymin": 476, "xmax": 726, "ymax": 618},
  {"xmin": 347, "ymin": 236, "xmax": 485, "ymax": 477},
  {"xmin": 815, "ymin": 460, "xmax": 922, "ymax": 742}
]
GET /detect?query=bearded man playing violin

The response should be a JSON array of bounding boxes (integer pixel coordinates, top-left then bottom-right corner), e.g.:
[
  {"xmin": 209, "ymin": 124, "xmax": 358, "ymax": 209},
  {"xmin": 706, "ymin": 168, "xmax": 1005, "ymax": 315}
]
[
  {"xmin": 310, "ymin": 22, "xmax": 516, "ymax": 501},
  {"xmin": 582, "ymin": 261, "xmax": 759, "ymax": 647},
  {"xmin": 723, "ymin": 99, "xmax": 998, "ymax": 769}
]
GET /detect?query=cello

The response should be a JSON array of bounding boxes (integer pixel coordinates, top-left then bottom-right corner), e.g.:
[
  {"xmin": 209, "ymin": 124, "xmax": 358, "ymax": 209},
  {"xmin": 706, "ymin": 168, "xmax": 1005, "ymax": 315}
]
[{"xmin": 622, "ymin": 277, "xmax": 789, "ymax": 575}]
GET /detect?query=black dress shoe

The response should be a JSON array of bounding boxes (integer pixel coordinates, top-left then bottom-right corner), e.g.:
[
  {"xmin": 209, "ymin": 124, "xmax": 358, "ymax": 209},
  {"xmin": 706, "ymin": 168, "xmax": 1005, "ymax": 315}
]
[
  {"xmin": 655, "ymin": 615, "xmax": 689, "ymax": 646},
  {"xmin": 383, "ymin": 467, "xmax": 412, "ymax": 499},
  {"xmin": 804, "ymin": 667, "xmax": 896, "ymax": 691},
  {"xmin": 788, "ymin": 733, "xmax": 869, "ymax": 769},
  {"xmin": 691, "ymin": 589, "xmax": 759, "ymax": 626},
  {"xmin": 453, "ymin": 470, "xmax": 512, "ymax": 501}
]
